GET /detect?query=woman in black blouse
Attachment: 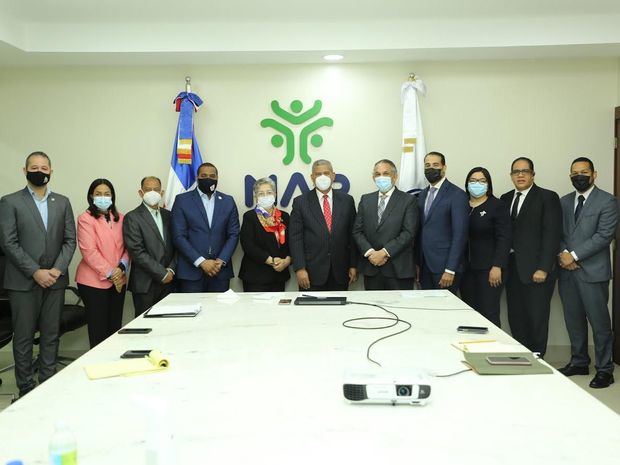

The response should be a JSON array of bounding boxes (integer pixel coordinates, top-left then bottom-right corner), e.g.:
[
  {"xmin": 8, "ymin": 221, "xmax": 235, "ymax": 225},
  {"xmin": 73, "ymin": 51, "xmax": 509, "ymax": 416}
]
[
  {"xmin": 459, "ymin": 167, "xmax": 511, "ymax": 327},
  {"xmin": 239, "ymin": 178, "xmax": 291, "ymax": 291}
]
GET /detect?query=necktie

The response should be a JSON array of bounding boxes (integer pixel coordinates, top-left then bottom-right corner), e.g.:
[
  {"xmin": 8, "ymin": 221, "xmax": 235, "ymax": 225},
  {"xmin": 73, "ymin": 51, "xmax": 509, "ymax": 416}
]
[
  {"xmin": 511, "ymin": 192, "xmax": 522, "ymax": 221},
  {"xmin": 377, "ymin": 194, "xmax": 387, "ymax": 222},
  {"xmin": 153, "ymin": 210, "xmax": 164, "ymax": 239},
  {"xmin": 323, "ymin": 194, "xmax": 332, "ymax": 232},
  {"xmin": 574, "ymin": 194, "xmax": 585, "ymax": 222},
  {"xmin": 424, "ymin": 187, "xmax": 437, "ymax": 217}
]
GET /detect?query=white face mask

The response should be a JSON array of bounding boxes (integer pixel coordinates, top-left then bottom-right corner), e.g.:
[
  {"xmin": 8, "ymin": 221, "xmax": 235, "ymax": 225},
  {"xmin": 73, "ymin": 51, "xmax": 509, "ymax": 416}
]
[
  {"xmin": 142, "ymin": 191, "xmax": 162, "ymax": 207},
  {"xmin": 257, "ymin": 195, "xmax": 275, "ymax": 209},
  {"xmin": 315, "ymin": 175, "xmax": 332, "ymax": 192}
]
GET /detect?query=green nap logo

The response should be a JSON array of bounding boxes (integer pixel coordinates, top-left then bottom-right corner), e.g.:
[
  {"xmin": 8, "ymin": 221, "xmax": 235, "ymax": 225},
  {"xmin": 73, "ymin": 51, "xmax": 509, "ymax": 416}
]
[{"xmin": 261, "ymin": 99, "xmax": 333, "ymax": 165}]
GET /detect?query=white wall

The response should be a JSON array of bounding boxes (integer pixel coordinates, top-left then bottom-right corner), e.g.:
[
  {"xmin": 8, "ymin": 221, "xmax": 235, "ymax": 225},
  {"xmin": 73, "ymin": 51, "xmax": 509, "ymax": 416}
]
[{"xmin": 0, "ymin": 58, "xmax": 617, "ymax": 351}]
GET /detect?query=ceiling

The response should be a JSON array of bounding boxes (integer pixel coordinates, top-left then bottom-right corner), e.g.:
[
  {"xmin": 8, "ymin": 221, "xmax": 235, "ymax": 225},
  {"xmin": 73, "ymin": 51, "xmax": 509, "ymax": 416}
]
[{"xmin": 1, "ymin": 0, "xmax": 620, "ymax": 66}]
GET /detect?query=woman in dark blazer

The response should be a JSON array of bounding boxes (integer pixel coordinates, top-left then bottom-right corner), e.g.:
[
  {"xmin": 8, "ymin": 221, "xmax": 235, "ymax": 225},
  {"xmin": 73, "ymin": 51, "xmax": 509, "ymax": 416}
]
[
  {"xmin": 239, "ymin": 178, "xmax": 291, "ymax": 291},
  {"xmin": 460, "ymin": 167, "xmax": 511, "ymax": 327}
]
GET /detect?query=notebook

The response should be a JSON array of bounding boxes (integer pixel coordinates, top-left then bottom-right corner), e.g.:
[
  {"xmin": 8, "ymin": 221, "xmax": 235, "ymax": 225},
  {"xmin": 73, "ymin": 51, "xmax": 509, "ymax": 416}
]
[{"xmin": 144, "ymin": 302, "xmax": 202, "ymax": 318}]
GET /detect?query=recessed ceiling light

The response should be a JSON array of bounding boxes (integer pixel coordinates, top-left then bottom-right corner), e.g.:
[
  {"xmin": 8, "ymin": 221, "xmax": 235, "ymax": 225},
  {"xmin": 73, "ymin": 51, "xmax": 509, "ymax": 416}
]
[{"xmin": 323, "ymin": 54, "xmax": 344, "ymax": 62}]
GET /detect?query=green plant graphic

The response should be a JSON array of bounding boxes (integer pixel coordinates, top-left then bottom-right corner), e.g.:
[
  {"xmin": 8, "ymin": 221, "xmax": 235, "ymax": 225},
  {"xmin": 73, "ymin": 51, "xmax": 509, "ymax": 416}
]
[{"xmin": 261, "ymin": 99, "xmax": 334, "ymax": 165}]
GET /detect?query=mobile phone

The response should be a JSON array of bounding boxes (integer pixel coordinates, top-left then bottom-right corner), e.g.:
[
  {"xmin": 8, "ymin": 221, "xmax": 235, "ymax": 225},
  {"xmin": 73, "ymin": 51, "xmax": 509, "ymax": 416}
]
[
  {"xmin": 120, "ymin": 350, "xmax": 152, "ymax": 359},
  {"xmin": 118, "ymin": 328, "xmax": 152, "ymax": 334},
  {"xmin": 278, "ymin": 299, "xmax": 292, "ymax": 305},
  {"xmin": 457, "ymin": 325, "xmax": 489, "ymax": 334},
  {"xmin": 486, "ymin": 356, "xmax": 531, "ymax": 366}
]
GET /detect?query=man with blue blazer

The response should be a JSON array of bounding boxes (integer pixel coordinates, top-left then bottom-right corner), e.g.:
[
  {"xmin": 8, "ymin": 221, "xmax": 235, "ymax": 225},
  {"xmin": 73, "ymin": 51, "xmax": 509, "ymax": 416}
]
[
  {"xmin": 416, "ymin": 152, "xmax": 469, "ymax": 293},
  {"xmin": 557, "ymin": 157, "xmax": 618, "ymax": 389},
  {"xmin": 171, "ymin": 163, "xmax": 239, "ymax": 292}
]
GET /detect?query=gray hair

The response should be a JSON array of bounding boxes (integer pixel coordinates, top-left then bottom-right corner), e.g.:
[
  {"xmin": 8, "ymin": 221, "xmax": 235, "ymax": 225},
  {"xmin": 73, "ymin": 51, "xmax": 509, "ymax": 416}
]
[
  {"xmin": 253, "ymin": 177, "xmax": 276, "ymax": 197},
  {"xmin": 374, "ymin": 159, "xmax": 398, "ymax": 175},
  {"xmin": 312, "ymin": 159, "xmax": 333, "ymax": 172}
]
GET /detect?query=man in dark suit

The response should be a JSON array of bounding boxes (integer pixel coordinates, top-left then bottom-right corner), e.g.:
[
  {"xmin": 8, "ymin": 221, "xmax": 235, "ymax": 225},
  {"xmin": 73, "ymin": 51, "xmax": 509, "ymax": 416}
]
[
  {"xmin": 417, "ymin": 152, "xmax": 469, "ymax": 293},
  {"xmin": 0, "ymin": 151, "xmax": 76, "ymax": 398},
  {"xmin": 557, "ymin": 157, "xmax": 618, "ymax": 388},
  {"xmin": 353, "ymin": 159, "xmax": 418, "ymax": 290},
  {"xmin": 500, "ymin": 157, "xmax": 562, "ymax": 357},
  {"xmin": 289, "ymin": 159, "xmax": 357, "ymax": 291},
  {"xmin": 171, "ymin": 162, "xmax": 239, "ymax": 293},
  {"xmin": 123, "ymin": 176, "xmax": 176, "ymax": 316}
]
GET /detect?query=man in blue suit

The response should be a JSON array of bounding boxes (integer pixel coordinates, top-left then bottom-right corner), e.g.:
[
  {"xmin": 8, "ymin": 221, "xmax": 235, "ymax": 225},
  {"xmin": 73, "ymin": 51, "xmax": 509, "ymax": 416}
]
[
  {"xmin": 416, "ymin": 152, "xmax": 469, "ymax": 293},
  {"xmin": 171, "ymin": 162, "xmax": 240, "ymax": 292}
]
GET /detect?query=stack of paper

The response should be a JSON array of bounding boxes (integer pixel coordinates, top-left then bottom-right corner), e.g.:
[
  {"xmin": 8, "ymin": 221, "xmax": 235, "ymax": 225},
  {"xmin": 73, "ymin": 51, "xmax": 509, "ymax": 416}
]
[{"xmin": 84, "ymin": 350, "xmax": 170, "ymax": 380}]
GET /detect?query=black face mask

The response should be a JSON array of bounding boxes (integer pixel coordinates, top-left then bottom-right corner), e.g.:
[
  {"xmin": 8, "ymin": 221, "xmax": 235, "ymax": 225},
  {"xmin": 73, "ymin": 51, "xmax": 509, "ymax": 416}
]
[
  {"xmin": 26, "ymin": 170, "xmax": 50, "ymax": 187},
  {"xmin": 424, "ymin": 168, "xmax": 443, "ymax": 184},
  {"xmin": 571, "ymin": 175, "xmax": 592, "ymax": 193},
  {"xmin": 197, "ymin": 178, "xmax": 217, "ymax": 196}
]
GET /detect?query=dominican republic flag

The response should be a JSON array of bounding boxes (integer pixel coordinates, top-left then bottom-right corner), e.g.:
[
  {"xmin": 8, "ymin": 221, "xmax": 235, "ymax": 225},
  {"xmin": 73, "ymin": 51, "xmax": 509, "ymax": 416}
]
[
  {"xmin": 398, "ymin": 77, "xmax": 427, "ymax": 195},
  {"xmin": 164, "ymin": 91, "xmax": 204, "ymax": 209}
]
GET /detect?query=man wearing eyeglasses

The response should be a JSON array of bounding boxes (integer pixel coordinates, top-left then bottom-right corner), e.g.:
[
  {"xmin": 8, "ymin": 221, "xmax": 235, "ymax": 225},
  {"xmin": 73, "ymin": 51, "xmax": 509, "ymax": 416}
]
[{"xmin": 500, "ymin": 157, "xmax": 561, "ymax": 357}]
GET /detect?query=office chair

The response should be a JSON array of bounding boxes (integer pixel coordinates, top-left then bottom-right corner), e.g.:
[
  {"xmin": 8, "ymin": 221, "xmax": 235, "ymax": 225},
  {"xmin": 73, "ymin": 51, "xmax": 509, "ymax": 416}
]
[{"xmin": 0, "ymin": 252, "xmax": 13, "ymax": 388}]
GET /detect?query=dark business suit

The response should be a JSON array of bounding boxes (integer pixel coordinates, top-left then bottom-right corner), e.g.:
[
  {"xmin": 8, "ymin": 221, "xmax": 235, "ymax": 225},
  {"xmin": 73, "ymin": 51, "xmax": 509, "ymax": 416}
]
[
  {"xmin": 353, "ymin": 188, "xmax": 418, "ymax": 290},
  {"xmin": 239, "ymin": 209, "xmax": 291, "ymax": 292},
  {"xmin": 123, "ymin": 203, "xmax": 176, "ymax": 316},
  {"xmin": 558, "ymin": 186, "xmax": 618, "ymax": 373},
  {"xmin": 171, "ymin": 189, "xmax": 239, "ymax": 292},
  {"xmin": 289, "ymin": 189, "xmax": 357, "ymax": 291},
  {"xmin": 460, "ymin": 196, "xmax": 512, "ymax": 327},
  {"xmin": 417, "ymin": 179, "xmax": 469, "ymax": 293},
  {"xmin": 500, "ymin": 184, "xmax": 562, "ymax": 356},
  {"xmin": 0, "ymin": 187, "xmax": 76, "ymax": 394}
]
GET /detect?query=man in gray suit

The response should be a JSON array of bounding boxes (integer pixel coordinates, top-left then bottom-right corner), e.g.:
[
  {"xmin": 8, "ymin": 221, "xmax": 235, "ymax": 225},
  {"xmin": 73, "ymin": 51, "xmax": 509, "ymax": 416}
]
[
  {"xmin": 557, "ymin": 157, "xmax": 618, "ymax": 389},
  {"xmin": 0, "ymin": 151, "xmax": 76, "ymax": 398},
  {"xmin": 353, "ymin": 159, "xmax": 418, "ymax": 290},
  {"xmin": 123, "ymin": 176, "xmax": 176, "ymax": 317}
]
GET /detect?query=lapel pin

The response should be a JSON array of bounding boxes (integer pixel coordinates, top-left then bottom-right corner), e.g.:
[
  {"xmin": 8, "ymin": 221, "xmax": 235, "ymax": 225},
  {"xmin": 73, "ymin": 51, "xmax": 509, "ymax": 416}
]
[
  {"xmin": 218, "ymin": 196, "xmax": 222, "ymax": 200},
  {"xmin": 51, "ymin": 197, "xmax": 55, "ymax": 202},
  {"xmin": 480, "ymin": 211, "xmax": 486, "ymax": 217}
]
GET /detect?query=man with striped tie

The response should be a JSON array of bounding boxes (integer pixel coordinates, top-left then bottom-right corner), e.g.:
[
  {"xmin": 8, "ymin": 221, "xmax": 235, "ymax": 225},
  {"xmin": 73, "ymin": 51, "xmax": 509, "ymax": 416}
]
[
  {"xmin": 290, "ymin": 159, "xmax": 358, "ymax": 291},
  {"xmin": 353, "ymin": 159, "xmax": 418, "ymax": 290}
]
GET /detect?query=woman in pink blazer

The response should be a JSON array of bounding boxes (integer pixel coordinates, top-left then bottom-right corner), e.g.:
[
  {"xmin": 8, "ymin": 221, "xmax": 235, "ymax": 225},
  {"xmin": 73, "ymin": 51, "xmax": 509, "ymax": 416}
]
[{"xmin": 76, "ymin": 179, "xmax": 129, "ymax": 348}]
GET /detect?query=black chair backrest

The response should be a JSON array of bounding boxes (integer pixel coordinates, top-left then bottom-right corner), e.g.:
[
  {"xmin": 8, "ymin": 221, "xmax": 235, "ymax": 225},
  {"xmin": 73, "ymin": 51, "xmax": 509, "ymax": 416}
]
[{"xmin": 0, "ymin": 251, "xmax": 12, "ymax": 348}]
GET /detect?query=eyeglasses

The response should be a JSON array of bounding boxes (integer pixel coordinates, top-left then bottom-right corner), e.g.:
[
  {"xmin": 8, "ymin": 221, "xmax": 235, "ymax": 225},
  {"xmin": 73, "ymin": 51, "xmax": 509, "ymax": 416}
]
[
  {"xmin": 468, "ymin": 178, "xmax": 487, "ymax": 184},
  {"xmin": 510, "ymin": 169, "xmax": 533, "ymax": 176}
]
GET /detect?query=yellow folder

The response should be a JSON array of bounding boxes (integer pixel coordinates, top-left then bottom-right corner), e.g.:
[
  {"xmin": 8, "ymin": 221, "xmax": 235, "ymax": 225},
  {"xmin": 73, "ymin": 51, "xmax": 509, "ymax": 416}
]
[{"xmin": 84, "ymin": 350, "xmax": 169, "ymax": 380}]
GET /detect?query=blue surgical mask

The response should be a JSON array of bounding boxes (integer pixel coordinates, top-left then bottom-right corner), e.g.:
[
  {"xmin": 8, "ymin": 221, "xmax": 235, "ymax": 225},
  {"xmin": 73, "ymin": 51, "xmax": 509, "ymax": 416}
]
[
  {"xmin": 375, "ymin": 176, "xmax": 393, "ymax": 193},
  {"xmin": 257, "ymin": 195, "xmax": 275, "ymax": 210},
  {"xmin": 93, "ymin": 196, "xmax": 113, "ymax": 211},
  {"xmin": 467, "ymin": 182, "xmax": 488, "ymax": 198}
]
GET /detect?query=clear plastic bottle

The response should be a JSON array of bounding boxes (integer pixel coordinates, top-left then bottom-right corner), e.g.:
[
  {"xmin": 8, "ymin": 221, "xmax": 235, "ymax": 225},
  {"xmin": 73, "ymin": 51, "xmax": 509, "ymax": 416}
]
[{"xmin": 49, "ymin": 422, "xmax": 77, "ymax": 465}]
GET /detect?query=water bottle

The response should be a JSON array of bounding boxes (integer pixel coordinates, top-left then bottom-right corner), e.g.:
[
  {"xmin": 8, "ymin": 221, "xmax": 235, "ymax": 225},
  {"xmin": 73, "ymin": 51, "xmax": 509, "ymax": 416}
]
[{"xmin": 49, "ymin": 422, "xmax": 77, "ymax": 465}]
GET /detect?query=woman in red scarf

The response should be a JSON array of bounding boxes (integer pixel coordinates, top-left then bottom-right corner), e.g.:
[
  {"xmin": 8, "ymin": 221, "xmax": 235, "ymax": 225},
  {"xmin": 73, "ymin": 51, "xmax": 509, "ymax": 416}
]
[{"xmin": 239, "ymin": 178, "xmax": 291, "ymax": 291}]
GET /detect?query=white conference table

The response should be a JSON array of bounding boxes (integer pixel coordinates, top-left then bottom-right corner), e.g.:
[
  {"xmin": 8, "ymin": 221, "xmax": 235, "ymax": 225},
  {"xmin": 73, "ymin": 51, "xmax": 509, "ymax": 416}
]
[{"xmin": 1, "ymin": 290, "xmax": 619, "ymax": 464}]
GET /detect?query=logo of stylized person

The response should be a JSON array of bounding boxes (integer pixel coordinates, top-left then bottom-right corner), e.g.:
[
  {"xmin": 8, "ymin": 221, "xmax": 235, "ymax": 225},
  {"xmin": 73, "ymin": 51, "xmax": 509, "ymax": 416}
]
[{"xmin": 261, "ymin": 99, "xmax": 334, "ymax": 165}]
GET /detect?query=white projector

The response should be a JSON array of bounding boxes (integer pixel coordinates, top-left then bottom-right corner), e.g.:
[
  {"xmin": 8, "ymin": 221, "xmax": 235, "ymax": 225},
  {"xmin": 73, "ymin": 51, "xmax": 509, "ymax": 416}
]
[{"xmin": 343, "ymin": 372, "xmax": 431, "ymax": 405}]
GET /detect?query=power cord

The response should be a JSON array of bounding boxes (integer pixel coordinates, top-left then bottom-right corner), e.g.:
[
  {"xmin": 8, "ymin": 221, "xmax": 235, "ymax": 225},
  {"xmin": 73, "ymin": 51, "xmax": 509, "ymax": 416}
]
[{"xmin": 344, "ymin": 301, "xmax": 412, "ymax": 367}]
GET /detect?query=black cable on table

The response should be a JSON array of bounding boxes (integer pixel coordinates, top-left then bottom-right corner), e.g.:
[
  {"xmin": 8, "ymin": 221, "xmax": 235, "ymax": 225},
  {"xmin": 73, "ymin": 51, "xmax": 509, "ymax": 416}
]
[{"xmin": 344, "ymin": 301, "xmax": 412, "ymax": 367}]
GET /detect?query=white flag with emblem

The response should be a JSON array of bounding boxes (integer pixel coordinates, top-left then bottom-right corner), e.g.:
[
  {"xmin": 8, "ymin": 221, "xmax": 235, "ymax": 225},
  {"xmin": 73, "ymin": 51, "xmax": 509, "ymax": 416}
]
[{"xmin": 398, "ymin": 77, "xmax": 427, "ymax": 194}]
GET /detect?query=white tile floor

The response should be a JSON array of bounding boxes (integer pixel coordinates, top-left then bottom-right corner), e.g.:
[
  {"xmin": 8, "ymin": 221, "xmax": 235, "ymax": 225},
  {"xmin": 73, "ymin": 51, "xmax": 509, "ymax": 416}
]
[{"xmin": 1, "ymin": 351, "xmax": 619, "ymax": 414}]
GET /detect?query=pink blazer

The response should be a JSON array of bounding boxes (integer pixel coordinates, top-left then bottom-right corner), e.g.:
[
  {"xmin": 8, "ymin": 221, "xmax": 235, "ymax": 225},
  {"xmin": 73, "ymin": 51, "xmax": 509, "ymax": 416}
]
[{"xmin": 75, "ymin": 211, "xmax": 129, "ymax": 289}]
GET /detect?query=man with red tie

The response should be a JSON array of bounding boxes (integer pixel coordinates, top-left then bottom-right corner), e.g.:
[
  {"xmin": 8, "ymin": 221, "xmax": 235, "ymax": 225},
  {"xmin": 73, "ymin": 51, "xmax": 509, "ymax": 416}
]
[{"xmin": 289, "ymin": 159, "xmax": 358, "ymax": 291}]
